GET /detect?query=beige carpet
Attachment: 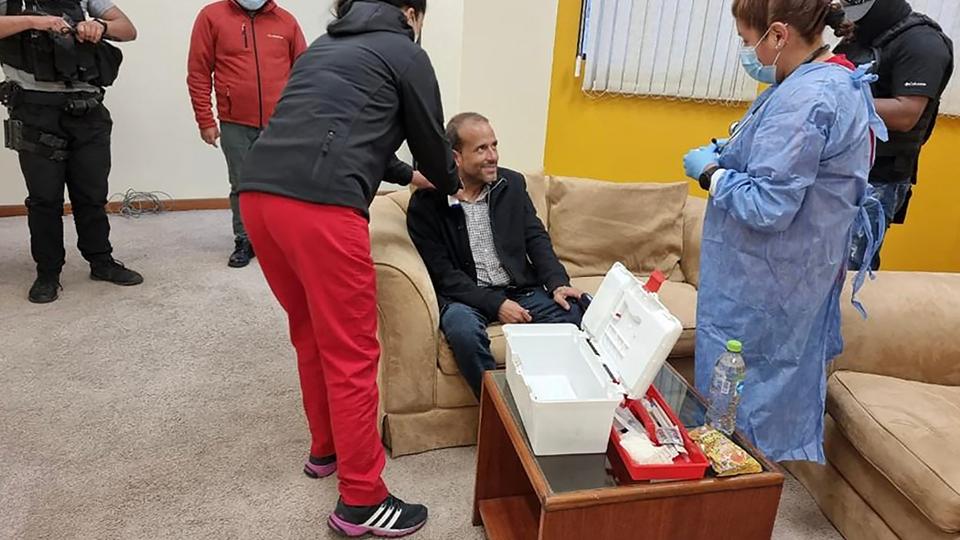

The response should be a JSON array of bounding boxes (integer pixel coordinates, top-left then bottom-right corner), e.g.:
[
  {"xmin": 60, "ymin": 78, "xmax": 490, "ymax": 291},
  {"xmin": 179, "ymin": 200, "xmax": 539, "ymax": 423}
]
[{"xmin": 0, "ymin": 210, "xmax": 842, "ymax": 540}]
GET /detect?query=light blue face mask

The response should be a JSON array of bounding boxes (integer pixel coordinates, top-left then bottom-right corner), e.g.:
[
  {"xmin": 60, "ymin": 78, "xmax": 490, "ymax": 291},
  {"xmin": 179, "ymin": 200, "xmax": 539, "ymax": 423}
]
[
  {"xmin": 235, "ymin": 0, "xmax": 268, "ymax": 11},
  {"xmin": 739, "ymin": 27, "xmax": 782, "ymax": 84}
]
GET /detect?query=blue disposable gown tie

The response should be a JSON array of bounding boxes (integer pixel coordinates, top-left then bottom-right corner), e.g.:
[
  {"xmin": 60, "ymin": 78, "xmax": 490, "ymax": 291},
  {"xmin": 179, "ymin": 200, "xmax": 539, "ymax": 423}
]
[{"xmin": 695, "ymin": 62, "xmax": 887, "ymax": 463}]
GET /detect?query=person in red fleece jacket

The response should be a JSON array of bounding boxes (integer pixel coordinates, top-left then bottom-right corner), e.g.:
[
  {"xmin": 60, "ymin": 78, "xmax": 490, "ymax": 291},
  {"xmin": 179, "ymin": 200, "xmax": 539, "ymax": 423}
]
[{"xmin": 187, "ymin": 0, "xmax": 306, "ymax": 268}]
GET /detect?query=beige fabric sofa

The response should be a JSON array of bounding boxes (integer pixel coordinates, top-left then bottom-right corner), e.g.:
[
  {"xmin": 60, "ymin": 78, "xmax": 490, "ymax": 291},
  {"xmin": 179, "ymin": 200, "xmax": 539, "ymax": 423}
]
[
  {"xmin": 786, "ymin": 272, "xmax": 960, "ymax": 540},
  {"xmin": 370, "ymin": 173, "xmax": 706, "ymax": 457},
  {"xmin": 371, "ymin": 172, "xmax": 960, "ymax": 539}
]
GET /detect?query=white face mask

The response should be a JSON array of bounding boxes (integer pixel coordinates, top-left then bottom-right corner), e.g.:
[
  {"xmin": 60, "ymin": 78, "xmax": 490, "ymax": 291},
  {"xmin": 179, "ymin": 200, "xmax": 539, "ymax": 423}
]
[{"xmin": 235, "ymin": 0, "xmax": 268, "ymax": 11}]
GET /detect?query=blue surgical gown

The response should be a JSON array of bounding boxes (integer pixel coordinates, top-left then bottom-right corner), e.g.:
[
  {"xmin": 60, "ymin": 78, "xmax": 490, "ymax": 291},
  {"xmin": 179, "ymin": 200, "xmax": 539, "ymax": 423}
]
[{"xmin": 695, "ymin": 62, "xmax": 885, "ymax": 463}]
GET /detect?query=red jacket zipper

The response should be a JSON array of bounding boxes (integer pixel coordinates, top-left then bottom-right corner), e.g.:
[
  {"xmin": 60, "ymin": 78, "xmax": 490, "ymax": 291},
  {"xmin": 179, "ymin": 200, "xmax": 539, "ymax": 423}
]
[{"xmin": 250, "ymin": 15, "xmax": 264, "ymax": 128}]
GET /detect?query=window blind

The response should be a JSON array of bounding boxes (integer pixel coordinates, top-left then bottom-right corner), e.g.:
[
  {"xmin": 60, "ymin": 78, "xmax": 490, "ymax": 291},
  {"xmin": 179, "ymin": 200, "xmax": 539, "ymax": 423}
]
[{"xmin": 579, "ymin": 0, "xmax": 960, "ymax": 115}]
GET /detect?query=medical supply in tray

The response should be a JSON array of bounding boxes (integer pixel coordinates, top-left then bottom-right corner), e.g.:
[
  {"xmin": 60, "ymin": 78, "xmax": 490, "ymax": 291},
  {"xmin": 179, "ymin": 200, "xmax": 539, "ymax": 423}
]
[
  {"xmin": 689, "ymin": 426, "xmax": 762, "ymax": 477},
  {"xmin": 505, "ymin": 263, "xmax": 683, "ymax": 456},
  {"xmin": 608, "ymin": 384, "xmax": 710, "ymax": 482}
]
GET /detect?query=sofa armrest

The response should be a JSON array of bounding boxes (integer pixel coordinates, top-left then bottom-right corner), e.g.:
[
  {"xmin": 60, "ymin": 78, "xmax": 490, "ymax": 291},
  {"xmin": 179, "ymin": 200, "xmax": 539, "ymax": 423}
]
[
  {"xmin": 835, "ymin": 271, "xmax": 960, "ymax": 386},
  {"xmin": 370, "ymin": 195, "xmax": 441, "ymax": 415},
  {"xmin": 681, "ymin": 195, "xmax": 707, "ymax": 289}
]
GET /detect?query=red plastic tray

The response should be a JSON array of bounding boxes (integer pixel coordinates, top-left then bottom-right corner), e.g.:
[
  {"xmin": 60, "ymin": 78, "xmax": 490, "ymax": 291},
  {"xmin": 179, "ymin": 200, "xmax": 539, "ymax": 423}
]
[{"xmin": 608, "ymin": 383, "xmax": 709, "ymax": 482}]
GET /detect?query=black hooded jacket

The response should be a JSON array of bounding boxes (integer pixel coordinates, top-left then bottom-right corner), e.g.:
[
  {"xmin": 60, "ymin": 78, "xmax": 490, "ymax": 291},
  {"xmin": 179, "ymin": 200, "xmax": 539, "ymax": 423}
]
[{"xmin": 239, "ymin": 1, "xmax": 460, "ymax": 213}]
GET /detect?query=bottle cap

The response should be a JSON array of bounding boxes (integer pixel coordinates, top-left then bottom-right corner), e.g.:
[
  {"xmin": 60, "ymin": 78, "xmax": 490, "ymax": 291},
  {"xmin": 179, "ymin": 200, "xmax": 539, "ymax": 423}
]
[{"xmin": 726, "ymin": 340, "xmax": 743, "ymax": 353}]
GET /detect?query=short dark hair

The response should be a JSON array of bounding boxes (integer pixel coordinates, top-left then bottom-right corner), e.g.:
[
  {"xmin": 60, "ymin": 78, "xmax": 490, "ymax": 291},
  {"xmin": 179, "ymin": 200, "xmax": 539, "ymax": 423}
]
[
  {"xmin": 445, "ymin": 112, "xmax": 490, "ymax": 151},
  {"xmin": 335, "ymin": 0, "xmax": 427, "ymax": 18}
]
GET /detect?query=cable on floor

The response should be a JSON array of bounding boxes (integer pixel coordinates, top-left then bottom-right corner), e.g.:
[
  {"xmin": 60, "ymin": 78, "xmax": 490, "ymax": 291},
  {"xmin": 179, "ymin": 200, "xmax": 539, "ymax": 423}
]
[{"xmin": 108, "ymin": 189, "xmax": 174, "ymax": 218}]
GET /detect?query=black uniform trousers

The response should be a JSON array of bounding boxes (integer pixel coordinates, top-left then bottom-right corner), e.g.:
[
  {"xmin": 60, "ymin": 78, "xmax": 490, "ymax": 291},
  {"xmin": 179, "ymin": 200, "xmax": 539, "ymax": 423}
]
[{"xmin": 9, "ymin": 101, "xmax": 114, "ymax": 275}]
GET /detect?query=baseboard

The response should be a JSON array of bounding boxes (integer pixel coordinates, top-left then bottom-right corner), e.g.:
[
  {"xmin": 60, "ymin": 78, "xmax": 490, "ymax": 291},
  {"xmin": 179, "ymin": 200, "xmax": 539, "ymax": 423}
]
[{"xmin": 0, "ymin": 198, "xmax": 230, "ymax": 218}]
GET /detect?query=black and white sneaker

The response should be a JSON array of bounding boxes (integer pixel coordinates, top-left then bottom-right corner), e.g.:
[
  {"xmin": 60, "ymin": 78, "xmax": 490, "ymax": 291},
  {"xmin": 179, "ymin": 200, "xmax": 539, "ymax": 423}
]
[{"xmin": 328, "ymin": 494, "xmax": 428, "ymax": 538}]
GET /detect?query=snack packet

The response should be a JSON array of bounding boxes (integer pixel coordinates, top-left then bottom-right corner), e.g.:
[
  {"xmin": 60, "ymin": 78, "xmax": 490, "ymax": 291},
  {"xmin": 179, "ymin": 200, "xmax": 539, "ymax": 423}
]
[{"xmin": 689, "ymin": 426, "xmax": 762, "ymax": 477}]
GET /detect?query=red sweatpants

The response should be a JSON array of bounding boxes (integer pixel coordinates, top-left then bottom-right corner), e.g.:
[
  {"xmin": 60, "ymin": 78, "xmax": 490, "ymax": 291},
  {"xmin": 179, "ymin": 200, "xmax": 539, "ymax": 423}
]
[{"xmin": 240, "ymin": 191, "xmax": 388, "ymax": 506}]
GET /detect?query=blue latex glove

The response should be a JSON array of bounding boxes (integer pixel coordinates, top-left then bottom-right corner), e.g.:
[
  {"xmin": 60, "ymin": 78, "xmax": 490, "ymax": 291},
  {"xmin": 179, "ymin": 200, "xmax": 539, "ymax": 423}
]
[
  {"xmin": 712, "ymin": 138, "xmax": 730, "ymax": 152},
  {"xmin": 683, "ymin": 145, "xmax": 719, "ymax": 181}
]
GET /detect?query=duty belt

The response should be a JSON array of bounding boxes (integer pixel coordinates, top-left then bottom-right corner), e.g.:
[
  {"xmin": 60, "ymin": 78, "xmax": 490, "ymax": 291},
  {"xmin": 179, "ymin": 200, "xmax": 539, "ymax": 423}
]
[{"xmin": 0, "ymin": 81, "xmax": 103, "ymax": 115}]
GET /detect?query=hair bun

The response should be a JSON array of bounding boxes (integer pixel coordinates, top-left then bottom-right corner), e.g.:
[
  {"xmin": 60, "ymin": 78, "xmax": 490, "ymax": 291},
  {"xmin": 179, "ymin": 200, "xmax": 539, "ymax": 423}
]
[
  {"xmin": 825, "ymin": 1, "xmax": 856, "ymax": 38},
  {"xmin": 825, "ymin": 7, "xmax": 845, "ymax": 27}
]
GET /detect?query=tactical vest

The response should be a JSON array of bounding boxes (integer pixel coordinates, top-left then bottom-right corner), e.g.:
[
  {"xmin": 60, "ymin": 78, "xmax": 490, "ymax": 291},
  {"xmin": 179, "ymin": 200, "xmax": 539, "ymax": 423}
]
[
  {"xmin": 0, "ymin": 0, "xmax": 123, "ymax": 87},
  {"xmin": 838, "ymin": 14, "xmax": 955, "ymax": 161}
]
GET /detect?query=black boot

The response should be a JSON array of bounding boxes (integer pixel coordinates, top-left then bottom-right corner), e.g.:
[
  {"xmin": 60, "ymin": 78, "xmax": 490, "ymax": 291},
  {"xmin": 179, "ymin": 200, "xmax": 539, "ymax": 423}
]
[
  {"xmin": 228, "ymin": 238, "xmax": 255, "ymax": 268},
  {"xmin": 90, "ymin": 258, "xmax": 144, "ymax": 286},
  {"xmin": 28, "ymin": 273, "xmax": 62, "ymax": 304}
]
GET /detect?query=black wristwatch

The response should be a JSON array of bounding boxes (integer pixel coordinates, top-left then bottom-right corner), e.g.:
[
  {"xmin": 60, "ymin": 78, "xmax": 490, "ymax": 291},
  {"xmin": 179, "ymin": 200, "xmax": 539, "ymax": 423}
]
[
  {"xmin": 699, "ymin": 165, "xmax": 719, "ymax": 191},
  {"xmin": 94, "ymin": 18, "xmax": 109, "ymax": 35}
]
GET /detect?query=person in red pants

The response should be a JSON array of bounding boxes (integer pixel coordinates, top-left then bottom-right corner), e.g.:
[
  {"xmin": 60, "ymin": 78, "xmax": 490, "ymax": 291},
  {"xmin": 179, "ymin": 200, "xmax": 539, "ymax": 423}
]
[{"xmin": 237, "ymin": 0, "xmax": 460, "ymax": 537}]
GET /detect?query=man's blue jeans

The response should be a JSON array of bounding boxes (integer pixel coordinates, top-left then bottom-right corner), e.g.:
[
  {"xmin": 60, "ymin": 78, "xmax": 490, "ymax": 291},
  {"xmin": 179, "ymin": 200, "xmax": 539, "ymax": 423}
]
[
  {"xmin": 850, "ymin": 180, "xmax": 913, "ymax": 271},
  {"xmin": 440, "ymin": 287, "xmax": 584, "ymax": 398}
]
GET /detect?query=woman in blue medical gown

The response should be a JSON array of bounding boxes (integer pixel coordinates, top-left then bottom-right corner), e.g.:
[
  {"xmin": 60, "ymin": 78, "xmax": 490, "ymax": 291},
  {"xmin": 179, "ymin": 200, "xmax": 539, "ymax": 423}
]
[{"xmin": 682, "ymin": 0, "xmax": 888, "ymax": 463}]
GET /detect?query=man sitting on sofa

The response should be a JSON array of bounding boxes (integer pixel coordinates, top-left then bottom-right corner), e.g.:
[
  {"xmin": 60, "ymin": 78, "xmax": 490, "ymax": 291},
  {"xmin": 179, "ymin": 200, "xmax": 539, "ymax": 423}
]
[{"xmin": 407, "ymin": 113, "xmax": 585, "ymax": 397}]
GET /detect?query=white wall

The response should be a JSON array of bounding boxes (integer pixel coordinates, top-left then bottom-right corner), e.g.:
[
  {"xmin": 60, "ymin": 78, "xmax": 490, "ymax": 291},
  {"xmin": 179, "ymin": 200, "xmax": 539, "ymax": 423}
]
[
  {"xmin": 0, "ymin": 0, "xmax": 558, "ymax": 205},
  {"xmin": 459, "ymin": 0, "xmax": 559, "ymax": 173},
  {"xmin": 421, "ymin": 1, "xmax": 465, "ymax": 123},
  {"xmin": 0, "ymin": 0, "xmax": 337, "ymax": 205}
]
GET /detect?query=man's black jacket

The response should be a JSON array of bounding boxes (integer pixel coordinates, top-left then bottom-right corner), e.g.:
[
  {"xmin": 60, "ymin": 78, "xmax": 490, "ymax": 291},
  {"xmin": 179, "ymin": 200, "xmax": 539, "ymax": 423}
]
[{"xmin": 407, "ymin": 168, "xmax": 570, "ymax": 320}]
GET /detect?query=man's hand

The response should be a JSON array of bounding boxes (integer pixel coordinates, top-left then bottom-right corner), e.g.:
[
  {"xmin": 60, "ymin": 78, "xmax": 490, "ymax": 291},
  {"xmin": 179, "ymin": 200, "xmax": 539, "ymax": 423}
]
[
  {"xmin": 32, "ymin": 15, "xmax": 72, "ymax": 34},
  {"xmin": 552, "ymin": 286, "xmax": 584, "ymax": 311},
  {"xmin": 498, "ymin": 300, "xmax": 532, "ymax": 324},
  {"xmin": 200, "ymin": 125, "xmax": 220, "ymax": 148},
  {"xmin": 75, "ymin": 20, "xmax": 106, "ymax": 43},
  {"xmin": 411, "ymin": 171, "xmax": 435, "ymax": 191}
]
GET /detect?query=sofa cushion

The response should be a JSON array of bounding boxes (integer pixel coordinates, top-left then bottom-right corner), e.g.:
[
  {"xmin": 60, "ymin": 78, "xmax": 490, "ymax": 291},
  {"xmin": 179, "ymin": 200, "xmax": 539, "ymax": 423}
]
[
  {"xmin": 828, "ymin": 371, "xmax": 960, "ymax": 533},
  {"xmin": 571, "ymin": 276, "xmax": 697, "ymax": 359},
  {"xmin": 547, "ymin": 177, "xmax": 687, "ymax": 281}
]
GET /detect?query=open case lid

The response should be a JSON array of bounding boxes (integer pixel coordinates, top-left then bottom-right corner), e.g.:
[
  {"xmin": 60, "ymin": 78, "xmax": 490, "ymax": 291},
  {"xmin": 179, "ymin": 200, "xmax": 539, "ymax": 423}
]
[{"xmin": 581, "ymin": 263, "xmax": 683, "ymax": 399}]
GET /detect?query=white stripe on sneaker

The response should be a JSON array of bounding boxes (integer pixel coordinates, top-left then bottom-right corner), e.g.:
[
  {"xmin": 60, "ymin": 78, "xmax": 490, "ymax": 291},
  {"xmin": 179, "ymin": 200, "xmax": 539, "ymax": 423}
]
[
  {"xmin": 382, "ymin": 507, "xmax": 403, "ymax": 530},
  {"xmin": 361, "ymin": 505, "xmax": 387, "ymax": 527},
  {"xmin": 372, "ymin": 507, "xmax": 398, "ymax": 529}
]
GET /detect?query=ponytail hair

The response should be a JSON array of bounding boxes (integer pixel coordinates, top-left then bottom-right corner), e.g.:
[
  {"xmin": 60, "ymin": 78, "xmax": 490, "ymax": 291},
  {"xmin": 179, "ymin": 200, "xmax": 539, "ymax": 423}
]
[
  {"xmin": 733, "ymin": 0, "xmax": 855, "ymax": 42},
  {"xmin": 335, "ymin": 0, "xmax": 427, "ymax": 18}
]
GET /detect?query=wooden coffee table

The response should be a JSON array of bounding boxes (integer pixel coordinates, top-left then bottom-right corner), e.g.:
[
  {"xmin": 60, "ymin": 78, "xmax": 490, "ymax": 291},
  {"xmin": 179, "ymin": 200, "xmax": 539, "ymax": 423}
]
[{"xmin": 473, "ymin": 367, "xmax": 784, "ymax": 540}]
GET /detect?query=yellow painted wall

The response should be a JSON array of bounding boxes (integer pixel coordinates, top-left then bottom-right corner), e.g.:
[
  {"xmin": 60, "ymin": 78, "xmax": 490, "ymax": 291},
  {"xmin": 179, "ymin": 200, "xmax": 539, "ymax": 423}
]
[{"xmin": 544, "ymin": 0, "xmax": 960, "ymax": 273}]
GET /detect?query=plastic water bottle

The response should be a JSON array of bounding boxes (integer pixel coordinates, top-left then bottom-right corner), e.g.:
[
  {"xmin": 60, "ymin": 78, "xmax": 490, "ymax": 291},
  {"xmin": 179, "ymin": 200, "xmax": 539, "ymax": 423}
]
[{"xmin": 706, "ymin": 340, "xmax": 746, "ymax": 436}]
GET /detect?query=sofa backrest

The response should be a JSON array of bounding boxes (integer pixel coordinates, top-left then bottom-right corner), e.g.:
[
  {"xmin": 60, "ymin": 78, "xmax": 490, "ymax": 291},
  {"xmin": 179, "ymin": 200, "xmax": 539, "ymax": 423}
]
[
  {"xmin": 525, "ymin": 171, "xmax": 550, "ymax": 228},
  {"xmin": 388, "ymin": 188, "xmax": 413, "ymax": 213},
  {"xmin": 384, "ymin": 173, "xmax": 698, "ymax": 284},
  {"xmin": 835, "ymin": 271, "xmax": 960, "ymax": 386},
  {"xmin": 545, "ymin": 176, "xmax": 689, "ymax": 281}
]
